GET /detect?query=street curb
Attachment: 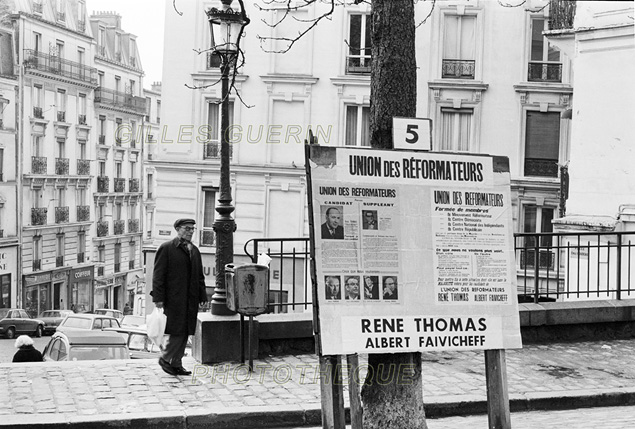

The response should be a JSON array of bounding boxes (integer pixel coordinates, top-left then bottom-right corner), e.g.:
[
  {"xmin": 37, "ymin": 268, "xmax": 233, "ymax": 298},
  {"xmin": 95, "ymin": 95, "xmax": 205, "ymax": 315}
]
[{"xmin": 3, "ymin": 389, "xmax": 635, "ymax": 428}]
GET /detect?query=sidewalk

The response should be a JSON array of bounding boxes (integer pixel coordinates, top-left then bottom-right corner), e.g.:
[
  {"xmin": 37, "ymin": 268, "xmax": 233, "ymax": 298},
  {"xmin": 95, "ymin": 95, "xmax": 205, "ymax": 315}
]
[{"xmin": 2, "ymin": 338, "xmax": 635, "ymax": 428}]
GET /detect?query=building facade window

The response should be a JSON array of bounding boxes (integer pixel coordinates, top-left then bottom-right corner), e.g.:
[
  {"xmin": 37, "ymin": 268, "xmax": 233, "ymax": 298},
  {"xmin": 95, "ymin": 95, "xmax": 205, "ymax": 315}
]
[
  {"xmin": 114, "ymin": 243, "xmax": 121, "ymax": 273},
  {"xmin": 78, "ymin": 231, "xmax": 86, "ymax": 263},
  {"xmin": 156, "ymin": 100, "xmax": 161, "ymax": 123},
  {"xmin": 204, "ymin": 101, "xmax": 234, "ymax": 158},
  {"xmin": 520, "ymin": 204, "xmax": 556, "ymax": 270},
  {"xmin": 344, "ymin": 105, "xmax": 370, "ymax": 147},
  {"xmin": 442, "ymin": 14, "xmax": 476, "ymax": 79},
  {"xmin": 0, "ymin": 274, "xmax": 10, "ymax": 308},
  {"xmin": 0, "ymin": 148, "xmax": 4, "ymax": 181},
  {"xmin": 439, "ymin": 108, "xmax": 473, "ymax": 152},
  {"xmin": 56, "ymin": 90, "xmax": 66, "ymax": 122},
  {"xmin": 33, "ymin": 235, "xmax": 42, "ymax": 271},
  {"xmin": 346, "ymin": 13, "xmax": 371, "ymax": 74},
  {"xmin": 524, "ymin": 111, "xmax": 560, "ymax": 177},
  {"xmin": 200, "ymin": 188, "xmax": 216, "ymax": 247},
  {"xmin": 528, "ymin": 17, "xmax": 562, "ymax": 82},
  {"xmin": 56, "ymin": 234, "xmax": 65, "ymax": 267}
]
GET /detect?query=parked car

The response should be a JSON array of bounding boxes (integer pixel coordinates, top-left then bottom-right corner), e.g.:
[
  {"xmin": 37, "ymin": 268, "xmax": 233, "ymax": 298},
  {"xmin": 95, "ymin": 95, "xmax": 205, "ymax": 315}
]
[
  {"xmin": 120, "ymin": 315, "xmax": 146, "ymax": 328},
  {"xmin": 0, "ymin": 308, "xmax": 45, "ymax": 339},
  {"xmin": 42, "ymin": 330, "xmax": 129, "ymax": 361},
  {"xmin": 38, "ymin": 310, "xmax": 74, "ymax": 335},
  {"xmin": 106, "ymin": 326, "xmax": 192, "ymax": 360},
  {"xmin": 106, "ymin": 326, "xmax": 166, "ymax": 359},
  {"xmin": 94, "ymin": 308, "xmax": 124, "ymax": 322},
  {"xmin": 56, "ymin": 313, "xmax": 121, "ymax": 333}
]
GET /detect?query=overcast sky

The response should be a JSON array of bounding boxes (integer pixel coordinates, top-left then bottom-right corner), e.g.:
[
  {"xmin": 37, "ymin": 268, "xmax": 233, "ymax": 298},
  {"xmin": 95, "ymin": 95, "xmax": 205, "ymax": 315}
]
[{"xmin": 86, "ymin": 0, "xmax": 165, "ymax": 87}]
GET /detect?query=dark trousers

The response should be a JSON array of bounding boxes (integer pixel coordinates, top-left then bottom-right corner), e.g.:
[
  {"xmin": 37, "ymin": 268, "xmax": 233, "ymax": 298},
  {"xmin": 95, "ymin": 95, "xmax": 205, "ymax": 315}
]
[{"xmin": 162, "ymin": 334, "xmax": 189, "ymax": 368}]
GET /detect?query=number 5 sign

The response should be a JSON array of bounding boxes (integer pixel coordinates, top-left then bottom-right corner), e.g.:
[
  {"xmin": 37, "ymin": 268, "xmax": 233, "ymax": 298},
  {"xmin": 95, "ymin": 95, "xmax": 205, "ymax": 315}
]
[{"xmin": 392, "ymin": 117, "xmax": 432, "ymax": 151}]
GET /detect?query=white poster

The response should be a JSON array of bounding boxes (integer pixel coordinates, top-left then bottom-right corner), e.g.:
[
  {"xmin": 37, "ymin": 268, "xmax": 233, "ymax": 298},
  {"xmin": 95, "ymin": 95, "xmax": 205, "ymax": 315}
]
[{"xmin": 308, "ymin": 146, "xmax": 522, "ymax": 355}]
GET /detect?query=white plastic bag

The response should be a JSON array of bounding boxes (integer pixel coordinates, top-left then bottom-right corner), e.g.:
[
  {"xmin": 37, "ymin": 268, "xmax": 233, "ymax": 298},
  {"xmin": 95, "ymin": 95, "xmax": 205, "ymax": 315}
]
[{"xmin": 147, "ymin": 307, "xmax": 166, "ymax": 348}]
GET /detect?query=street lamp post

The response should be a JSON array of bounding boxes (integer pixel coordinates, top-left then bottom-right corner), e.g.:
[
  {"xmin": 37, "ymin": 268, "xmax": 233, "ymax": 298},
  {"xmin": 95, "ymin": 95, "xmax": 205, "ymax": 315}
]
[{"xmin": 206, "ymin": 0, "xmax": 249, "ymax": 316}]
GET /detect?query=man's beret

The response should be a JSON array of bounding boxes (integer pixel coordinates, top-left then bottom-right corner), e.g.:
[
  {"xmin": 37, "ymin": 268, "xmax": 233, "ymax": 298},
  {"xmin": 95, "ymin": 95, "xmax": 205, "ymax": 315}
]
[{"xmin": 174, "ymin": 218, "xmax": 196, "ymax": 229}]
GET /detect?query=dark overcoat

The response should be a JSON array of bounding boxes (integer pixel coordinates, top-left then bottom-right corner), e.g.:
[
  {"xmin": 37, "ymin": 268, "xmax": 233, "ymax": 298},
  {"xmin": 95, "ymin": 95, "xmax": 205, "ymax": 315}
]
[
  {"xmin": 13, "ymin": 345, "xmax": 44, "ymax": 362},
  {"xmin": 151, "ymin": 237, "xmax": 207, "ymax": 335}
]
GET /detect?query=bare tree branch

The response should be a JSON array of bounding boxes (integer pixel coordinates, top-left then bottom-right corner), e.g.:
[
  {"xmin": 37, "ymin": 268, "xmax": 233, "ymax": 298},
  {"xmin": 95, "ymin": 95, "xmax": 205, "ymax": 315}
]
[
  {"xmin": 256, "ymin": 1, "xmax": 336, "ymax": 53},
  {"xmin": 416, "ymin": 0, "xmax": 435, "ymax": 29},
  {"xmin": 173, "ymin": 0, "xmax": 183, "ymax": 16}
]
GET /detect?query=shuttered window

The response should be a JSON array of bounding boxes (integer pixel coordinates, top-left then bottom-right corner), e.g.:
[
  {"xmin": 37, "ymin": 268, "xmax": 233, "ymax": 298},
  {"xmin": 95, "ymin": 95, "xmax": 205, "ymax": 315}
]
[{"xmin": 524, "ymin": 111, "xmax": 560, "ymax": 177}]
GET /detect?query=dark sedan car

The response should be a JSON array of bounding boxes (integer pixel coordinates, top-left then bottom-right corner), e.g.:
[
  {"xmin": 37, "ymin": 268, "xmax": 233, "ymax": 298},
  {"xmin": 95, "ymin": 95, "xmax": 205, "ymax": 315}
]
[
  {"xmin": 43, "ymin": 330, "xmax": 129, "ymax": 361},
  {"xmin": 38, "ymin": 310, "xmax": 75, "ymax": 335},
  {"xmin": 0, "ymin": 308, "xmax": 45, "ymax": 339}
]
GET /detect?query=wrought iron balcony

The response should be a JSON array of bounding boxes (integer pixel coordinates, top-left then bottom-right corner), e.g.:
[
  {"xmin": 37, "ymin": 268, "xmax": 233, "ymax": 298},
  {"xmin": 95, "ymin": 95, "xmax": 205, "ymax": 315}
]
[
  {"xmin": 114, "ymin": 262, "xmax": 121, "ymax": 273},
  {"xmin": 98, "ymin": 46, "xmax": 106, "ymax": 57},
  {"xmin": 528, "ymin": 62, "xmax": 562, "ymax": 83},
  {"xmin": 97, "ymin": 266, "xmax": 104, "ymax": 276},
  {"xmin": 346, "ymin": 55, "xmax": 371, "ymax": 74},
  {"xmin": 77, "ymin": 205, "xmax": 90, "ymax": 222},
  {"xmin": 33, "ymin": 106, "xmax": 43, "ymax": 119},
  {"xmin": 55, "ymin": 158, "xmax": 69, "ymax": 175},
  {"xmin": 128, "ymin": 219, "xmax": 139, "ymax": 233},
  {"xmin": 97, "ymin": 176, "xmax": 109, "ymax": 193},
  {"xmin": 94, "ymin": 87, "xmax": 146, "ymax": 114},
  {"xmin": 77, "ymin": 159, "xmax": 90, "ymax": 175},
  {"xmin": 78, "ymin": 20, "xmax": 86, "ymax": 32},
  {"xmin": 57, "ymin": 111, "xmax": 66, "ymax": 122},
  {"xmin": 23, "ymin": 49, "xmax": 97, "ymax": 85},
  {"xmin": 129, "ymin": 178, "xmax": 139, "ymax": 193},
  {"xmin": 114, "ymin": 178, "xmax": 125, "ymax": 193},
  {"xmin": 114, "ymin": 220, "xmax": 125, "ymax": 235},
  {"xmin": 204, "ymin": 142, "xmax": 233, "ymax": 159},
  {"xmin": 442, "ymin": 59, "xmax": 475, "ymax": 79},
  {"xmin": 524, "ymin": 158, "xmax": 559, "ymax": 178},
  {"xmin": 55, "ymin": 206, "xmax": 69, "ymax": 224},
  {"xmin": 98, "ymin": 135, "xmax": 106, "ymax": 144},
  {"xmin": 56, "ymin": 255, "xmax": 64, "ymax": 267},
  {"xmin": 115, "ymin": 52, "xmax": 122, "ymax": 62},
  {"xmin": 200, "ymin": 230, "xmax": 215, "ymax": 247},
  {"xmin": 31, "ymin": 207, "xmax": 47, "ymax": 226},
  {"xmin": 97, "ymin": 220, "xmax": 109, "ymax": 237},
  {"xmin": 77, "ymin": 252, "xmax": 85, "ymax": 263},
  {"xmin": 78, "ymin": 114, "xmax": 86, "ymax": 125},
  {"xmin": 31, "ymin": 156, "xmax": 47, "ymax": 174},
  {"xmin": 129, "ymin": 260, "xmax": 135, "ymax": 270},
  {"xmin": 33, "ymin": 259, "xmax": 41, "ymax": 271}
]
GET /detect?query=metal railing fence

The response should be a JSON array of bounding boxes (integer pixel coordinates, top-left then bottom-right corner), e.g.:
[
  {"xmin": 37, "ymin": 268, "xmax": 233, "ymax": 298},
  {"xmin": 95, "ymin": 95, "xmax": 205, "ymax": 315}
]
[{"xmin": 243, "ymin": 231, "xmax": 635, "ymax": 310}]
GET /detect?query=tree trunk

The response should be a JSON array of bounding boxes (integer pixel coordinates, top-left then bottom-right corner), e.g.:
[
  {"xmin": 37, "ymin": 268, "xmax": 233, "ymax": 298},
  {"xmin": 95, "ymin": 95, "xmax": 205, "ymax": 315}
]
[
  {"xmin": 369, "ymin": 0, "xmax": 417, "ymax": 149},
  {"xmin": 363, "ymin": 0, "xmax": 425, "ymax": 427}
]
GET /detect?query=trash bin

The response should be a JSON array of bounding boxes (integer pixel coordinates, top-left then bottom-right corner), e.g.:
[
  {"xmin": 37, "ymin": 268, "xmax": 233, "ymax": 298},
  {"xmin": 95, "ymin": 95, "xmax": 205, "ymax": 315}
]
[{"xmin": 225, "ymin": 263, "xmax": 270, "ymax": 316}]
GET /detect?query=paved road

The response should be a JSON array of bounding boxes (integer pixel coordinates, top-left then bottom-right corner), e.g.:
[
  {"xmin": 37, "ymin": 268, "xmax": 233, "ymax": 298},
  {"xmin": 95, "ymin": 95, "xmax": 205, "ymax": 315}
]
[
  {"xmin": 0, "ymin": 336, "xmax": 50, "ymax": 363},
  {"xmin": 279, "ymin": 405, "xmax": 635, "ymax": 428}
]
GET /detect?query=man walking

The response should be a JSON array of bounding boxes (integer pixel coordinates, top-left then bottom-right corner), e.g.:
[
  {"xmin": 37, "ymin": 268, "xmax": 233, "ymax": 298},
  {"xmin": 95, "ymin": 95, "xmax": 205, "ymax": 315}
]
[{"xmin": 152, "ymin": 218, "xmax": 207, "ymax": 376}]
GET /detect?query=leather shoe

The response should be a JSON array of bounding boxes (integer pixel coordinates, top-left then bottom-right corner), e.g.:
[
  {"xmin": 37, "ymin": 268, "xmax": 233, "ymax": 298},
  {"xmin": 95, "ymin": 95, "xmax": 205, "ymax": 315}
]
[
  {"xmin": 159, "ymin": 358, "xmax": 177, "ymax": 376},
  {"xmin": 174, "ymin": 367, "xmax": 192, "ymax": 376}
]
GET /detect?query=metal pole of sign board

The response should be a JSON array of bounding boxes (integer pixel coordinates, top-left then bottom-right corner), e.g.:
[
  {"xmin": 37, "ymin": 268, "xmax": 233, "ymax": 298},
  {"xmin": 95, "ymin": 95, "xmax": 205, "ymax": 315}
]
[
  {"xmin": 248, "ymin": 315, "xmax": 254, "ymax": 371},
  {"xmin": 485, "ymin": 349, "xmax": 511, "ymax": 429},
  {"xmin": 240, "ymin": 313, "xmax": 245, "ymax": 364},
  {"xmin": 305, "ymin": 145, "xmax": 346, "ymax": 429}
]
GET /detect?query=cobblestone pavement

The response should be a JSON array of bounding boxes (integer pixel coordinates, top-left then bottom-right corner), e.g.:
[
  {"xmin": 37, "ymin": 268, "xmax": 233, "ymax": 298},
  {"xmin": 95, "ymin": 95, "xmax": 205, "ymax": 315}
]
[{"xmin": 1, "ymin": 338, "xmax": 635, "ymax": 424}]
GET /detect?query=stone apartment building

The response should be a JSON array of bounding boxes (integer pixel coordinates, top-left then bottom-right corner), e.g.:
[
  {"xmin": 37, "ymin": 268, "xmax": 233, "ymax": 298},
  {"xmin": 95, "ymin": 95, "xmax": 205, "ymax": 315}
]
[{"xmin": 1, "ymin": 0, "xmax": 149, "ymax": 315}]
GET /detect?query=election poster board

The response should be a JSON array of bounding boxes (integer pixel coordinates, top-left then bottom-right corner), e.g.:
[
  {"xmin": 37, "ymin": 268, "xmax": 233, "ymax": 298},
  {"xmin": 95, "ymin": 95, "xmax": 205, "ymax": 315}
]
[{"xmin": 306, "ymin": 145, "xmax": 522, "ymax": 356}]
